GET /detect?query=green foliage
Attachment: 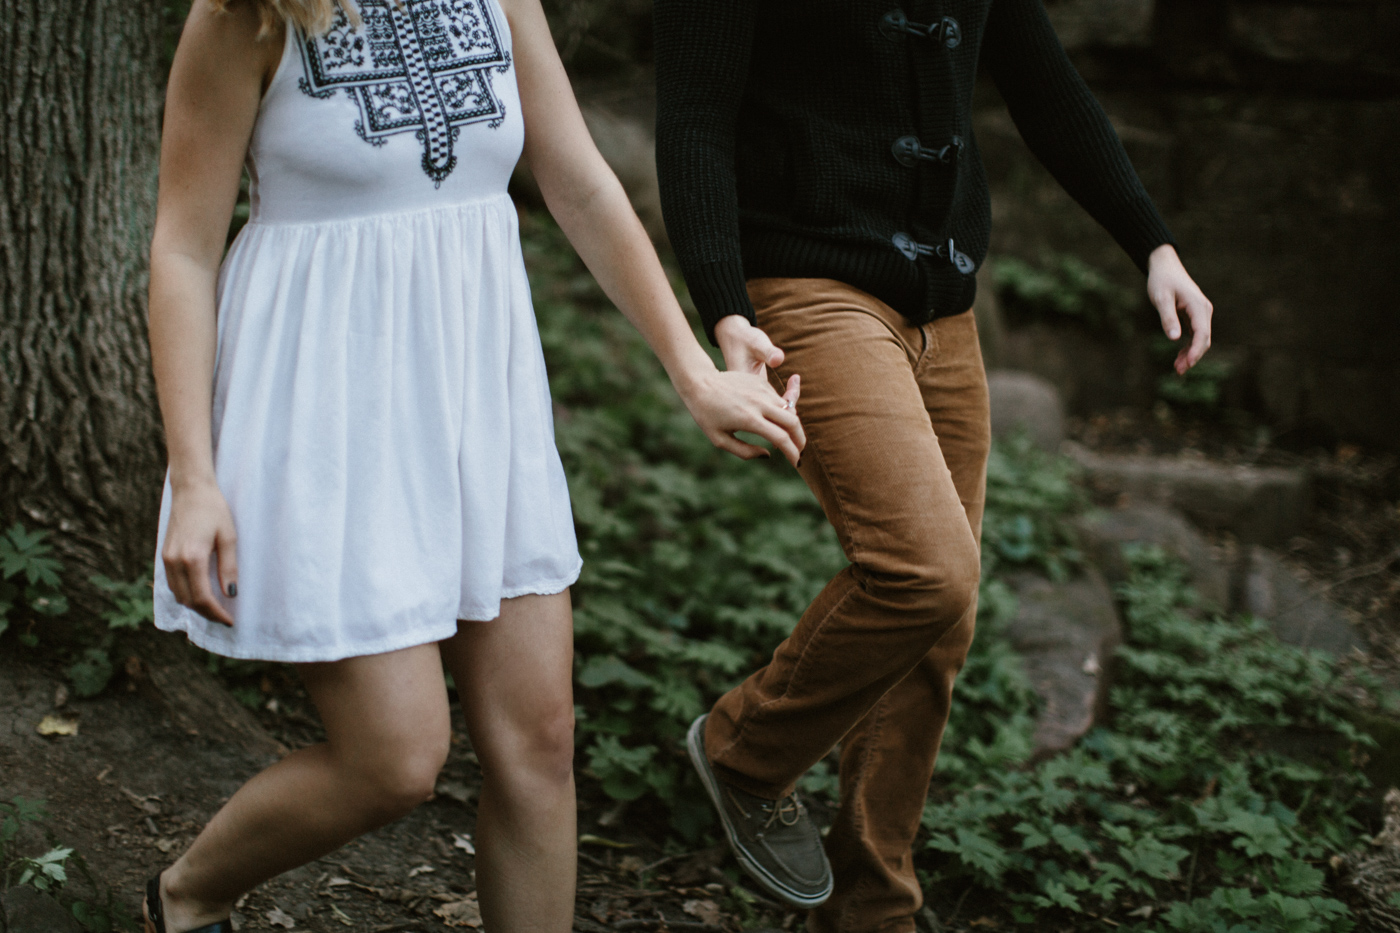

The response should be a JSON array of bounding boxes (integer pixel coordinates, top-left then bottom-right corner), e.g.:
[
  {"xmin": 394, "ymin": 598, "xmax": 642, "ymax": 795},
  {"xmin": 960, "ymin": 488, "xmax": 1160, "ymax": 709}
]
[
  {"xmin": 0, "ymin": 797, "xmax": 133, "ymax": 931},
  {"xmin": 0, "ymin": 523, "xmax": 69, "ymax": 643},
  {"xmin": 11, "ymin": 845, "xmax": 74, "ymax": 892},
  {"xmin": 90, "ymin": 573, "xmax": 155, "ymax": 631},
  {"xmin": 991, "ymin": 255, "xmax": 1140, "ymax": 338},
  {"xmin": 525, "ymin": 212, "xmax": 846, "ymax": 838},
  {"xmin": 1, "ymin": 797, "xmax": 70, "ymax": 892},
  {"xmin": 1155, "ymin": 352, "xmax": 1236, "ymax": 410},
  {"xmin": 57, "ymin": 567, "xmax": 159, "ymax": 698},
  {"xmin": 982, "ymin": 432, "xmax": 1084, "ymax": 581},
  {"xmin": 919, "ymin": 546, "xmax": 1373, "ymax": 930}
]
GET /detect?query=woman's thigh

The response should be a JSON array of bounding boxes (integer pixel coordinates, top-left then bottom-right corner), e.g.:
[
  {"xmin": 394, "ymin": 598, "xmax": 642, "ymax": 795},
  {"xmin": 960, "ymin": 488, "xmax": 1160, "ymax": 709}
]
[
  {"xmin": 440, "ymin": 591, "xmax": 575, "ymax": 778},
  {"xmin": 298, "ymin": 642, "xmax": 453, "ymax": 775}
]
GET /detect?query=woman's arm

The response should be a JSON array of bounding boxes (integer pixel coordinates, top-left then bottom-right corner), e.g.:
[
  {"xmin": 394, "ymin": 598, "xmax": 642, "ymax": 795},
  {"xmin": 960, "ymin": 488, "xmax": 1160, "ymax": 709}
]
[
  {"xmin": 499, "ymin": 0, "xmax": 804, "ymax": 464},
  {"xmin": 149, "ymin": 0, "xmax": 279, "ymax": 623},
  {"xmin": 984, "ymin": 0, "xmax": 1212, "ymax": 371}
]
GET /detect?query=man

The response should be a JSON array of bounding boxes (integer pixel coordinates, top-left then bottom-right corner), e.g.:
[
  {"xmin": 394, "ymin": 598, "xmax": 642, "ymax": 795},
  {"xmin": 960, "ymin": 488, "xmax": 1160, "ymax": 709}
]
[{"xmin": 653, "ymin": 1, "xmax": 1213, "ymax": 930}]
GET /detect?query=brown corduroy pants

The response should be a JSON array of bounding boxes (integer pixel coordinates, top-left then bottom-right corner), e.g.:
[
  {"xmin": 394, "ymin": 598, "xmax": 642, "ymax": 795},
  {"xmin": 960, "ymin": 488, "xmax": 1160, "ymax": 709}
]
[{"xmin": 704, "ymin": 278, "xmax": 990, "ymax": 933}]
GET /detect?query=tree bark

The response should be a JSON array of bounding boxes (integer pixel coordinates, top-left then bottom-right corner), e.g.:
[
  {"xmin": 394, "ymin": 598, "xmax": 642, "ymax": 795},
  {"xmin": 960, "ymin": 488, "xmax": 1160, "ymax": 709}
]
[{"xmin": 0, "ymin": 2, "xmax": 166, "ymax": 592}]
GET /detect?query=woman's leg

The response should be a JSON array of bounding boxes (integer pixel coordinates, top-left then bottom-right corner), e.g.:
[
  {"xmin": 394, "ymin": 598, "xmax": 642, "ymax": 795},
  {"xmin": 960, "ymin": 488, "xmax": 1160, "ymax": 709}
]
[
  {"xmin": 152, "ymin": 643, "xmax": 451, "ymax": 932},
  {"xmin": 440, "ymin": 591, "xmax": 576, "ymax": 933}
]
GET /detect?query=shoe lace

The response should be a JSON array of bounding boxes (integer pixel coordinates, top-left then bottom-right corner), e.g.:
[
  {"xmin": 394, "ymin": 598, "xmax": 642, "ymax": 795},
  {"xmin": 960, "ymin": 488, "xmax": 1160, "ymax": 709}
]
[{"xmin": 762, "ymin": 792, "xmax": 803, "ymax": 829}]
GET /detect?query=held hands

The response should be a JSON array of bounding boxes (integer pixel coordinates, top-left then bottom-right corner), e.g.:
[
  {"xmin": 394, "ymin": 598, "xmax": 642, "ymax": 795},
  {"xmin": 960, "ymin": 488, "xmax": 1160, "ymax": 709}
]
[
  {"xmin": 1147, "ymin": 244, "xmax": 1214, "ymax": 375},
  {"xmin": 162, "ymin": 480, "xmax": 239, "ymax": 626},
  {"xmin": 678, "ymin": 314, "xmax": 805, "ymax": 466}
]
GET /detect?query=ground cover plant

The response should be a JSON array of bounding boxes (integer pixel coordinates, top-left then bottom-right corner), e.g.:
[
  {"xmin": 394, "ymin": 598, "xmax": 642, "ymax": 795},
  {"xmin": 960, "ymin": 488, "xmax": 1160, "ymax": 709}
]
[
  {"xmin": 3, "ymin": 210, "xmax": 1391, "ymax": 931},
  {"xmin": 918, "ymin": 547, "xmax": 1380, "ymax": 931},
  {"xmin": 527, "ymin": 209, "xmax": 1389, "ymax": 925}
]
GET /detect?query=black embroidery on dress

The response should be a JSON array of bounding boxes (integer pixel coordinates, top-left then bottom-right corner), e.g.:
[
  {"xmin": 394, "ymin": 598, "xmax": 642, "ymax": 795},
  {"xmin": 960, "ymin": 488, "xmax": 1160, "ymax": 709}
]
[{"xmin": 297, "ymin": 0, "xmax": 511, "ymax": 185}]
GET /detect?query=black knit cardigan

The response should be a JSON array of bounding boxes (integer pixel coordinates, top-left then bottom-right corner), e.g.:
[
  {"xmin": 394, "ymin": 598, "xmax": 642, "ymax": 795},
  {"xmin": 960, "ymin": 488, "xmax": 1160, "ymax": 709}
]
[{"xmin": 653, "ymin": 0, "xmax": 1177, "ymax": 344}]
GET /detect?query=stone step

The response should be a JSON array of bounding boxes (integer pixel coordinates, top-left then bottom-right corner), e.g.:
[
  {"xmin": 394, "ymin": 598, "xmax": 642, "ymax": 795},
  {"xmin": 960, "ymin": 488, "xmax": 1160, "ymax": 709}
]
[
  {"xmin": 1002, "ymin": 568, "xmax": 1122, "ymax": 760},
  {"xmin": 1064, "ymin": 441, "xmax": 1310, "ymax": 545}
]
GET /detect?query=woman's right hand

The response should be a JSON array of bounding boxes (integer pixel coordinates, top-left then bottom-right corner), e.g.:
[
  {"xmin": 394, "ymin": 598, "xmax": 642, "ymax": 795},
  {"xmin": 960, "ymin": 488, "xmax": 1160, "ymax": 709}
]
[
  {"xmin": 163, "ymin": 481, "xmax": 238, "ymax": 626},
  {"xmin": 674, "ymin": 314, "xmax": 805, "ymax": 466}
]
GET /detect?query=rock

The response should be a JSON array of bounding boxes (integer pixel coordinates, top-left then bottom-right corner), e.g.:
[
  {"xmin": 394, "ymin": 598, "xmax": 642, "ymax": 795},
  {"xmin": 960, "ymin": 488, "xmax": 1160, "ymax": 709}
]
[
  {"xmin": 987, "ymin": 370, "xmax": 1066, "ymax": 453},
  {"xmin": 1047, "ymin": 0, "xmax": 1155, "ymax": 52},
  {"xmin": 1002, "ymin": 569, "xmax": 1122, "ymax": 760},
  {"xmin": 1, "ymin": 886, "xmax": 83, "ymax": 933},
  {"xmin": 1241, "ymin": 546, "xmax": 1363, "ymax": 657},
  {"xmin": 1074, "ymin": 503, "xmax": 1231, "ymax": 611},
  {"xmin": 1064, "ymin": 443, "xmax": 1310, "ymax": 544}
]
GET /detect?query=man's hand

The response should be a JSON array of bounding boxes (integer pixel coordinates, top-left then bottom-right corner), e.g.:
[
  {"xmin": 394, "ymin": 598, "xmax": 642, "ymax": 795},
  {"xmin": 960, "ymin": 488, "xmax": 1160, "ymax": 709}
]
[
  {"xmin": 1147, "ymin": 244, "xmax": 1214, "ymax": 375},
  {"xmin": 715, "ymin": 314, "xmax": 785, "ymax": 376},
  {"xmin": 685, "ymin": 314, "xmax": 802, "ymax": 465}
]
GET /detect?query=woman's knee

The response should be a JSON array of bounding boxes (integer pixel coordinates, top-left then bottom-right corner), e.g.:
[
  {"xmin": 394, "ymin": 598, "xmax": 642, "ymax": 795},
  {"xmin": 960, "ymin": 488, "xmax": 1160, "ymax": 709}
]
[
  {"xmin": 347, "ymin": 734, "xmax": 450, "ymax": 818},
  {"xmin": 522, "ymin": 703, "xmax": 576, "ymax": 787},
  {"xmin": 483, "ymin": 702, "xmax": 575, "ymax": 794}
]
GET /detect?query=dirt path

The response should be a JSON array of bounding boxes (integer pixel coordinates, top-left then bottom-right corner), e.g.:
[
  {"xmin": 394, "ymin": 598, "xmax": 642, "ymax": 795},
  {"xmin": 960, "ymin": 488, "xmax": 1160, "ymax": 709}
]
[{"xmin": 1, "ymin": 654, "xmax": 791, "ymax": 933}]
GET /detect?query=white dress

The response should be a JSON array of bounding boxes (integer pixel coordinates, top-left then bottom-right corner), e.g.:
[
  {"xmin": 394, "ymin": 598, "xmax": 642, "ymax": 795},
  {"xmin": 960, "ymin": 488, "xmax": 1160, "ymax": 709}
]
[{"xmin": 154, "ymin": 0, "xmax": 582, "ymax": 662}]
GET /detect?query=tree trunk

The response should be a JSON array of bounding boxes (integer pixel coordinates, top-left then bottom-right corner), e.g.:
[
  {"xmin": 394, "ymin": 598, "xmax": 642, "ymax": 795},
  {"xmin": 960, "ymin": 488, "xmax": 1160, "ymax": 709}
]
[{"xmin": 0, "ymin": 2, "xmax": 166, "ymax": 593}]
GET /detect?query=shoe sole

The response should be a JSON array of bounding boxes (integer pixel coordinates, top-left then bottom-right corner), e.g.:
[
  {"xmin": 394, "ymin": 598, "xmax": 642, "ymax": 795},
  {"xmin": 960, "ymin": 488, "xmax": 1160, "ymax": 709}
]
[{"xmin": 686, "ymin": 715, "xmax": 833, "ymax": 909}]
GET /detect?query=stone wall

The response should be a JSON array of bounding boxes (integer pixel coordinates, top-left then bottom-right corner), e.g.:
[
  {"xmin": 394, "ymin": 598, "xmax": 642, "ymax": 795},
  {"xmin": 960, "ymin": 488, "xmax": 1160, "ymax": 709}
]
[
  {"xmin": 985, "ymin": 0, "xmax": 1400, "ymax": 447},
  {"xmin": 542, "ymin": 0, "xmax": 1400, "ymax": 448}
]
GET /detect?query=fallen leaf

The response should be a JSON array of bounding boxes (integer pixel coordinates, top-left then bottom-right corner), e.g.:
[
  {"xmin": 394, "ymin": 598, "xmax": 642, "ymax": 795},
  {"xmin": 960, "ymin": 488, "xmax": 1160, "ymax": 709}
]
[
  {"xmin": 36, "ymin": 714, "xmax": 78, "ymax": 737},
  {"xmin": 155, "ymin": 838, "xmax": 179, "ymax": 854},
  {"xmin": 327, "ymin": 877, "xmax": 353, "ymax": 887},
  {"xmin": 121, "ymin": 788, "xmax": 162, "ymax": 815},
  {"xmin": 682, "ymin": 899, "xmax": 723, "ymax": 926},
  {"xmin": 618, "ymin": 855, "xmax": 645, "ymax": 873},
  {"xmin": 54, "ymin": 684, "xmax": 69, "ymax": 707},
  {"xmin": 578, "ymin": 833, "xmax": 633, "ymax": 849},
  {"xmin": 452, "ymin": 832, "xmax": 475, "ymax": 855},
  {"xmin": 969, "ymin": 918, "xmax": 998, "ymax": 929},
  {"xmin": 408, "ymin": 863, "xmax": 435, "ymax": 878},
  {"xmin": 330, "ymin": 904, "xmax": 354, "ymax": 926},
  {"xmin": 266, "ymin": 906, "xmax": 297, "ymax": 929},
  {"xmin": 434, "ymin": 893, "xmax": 482, "ymax": 928}
]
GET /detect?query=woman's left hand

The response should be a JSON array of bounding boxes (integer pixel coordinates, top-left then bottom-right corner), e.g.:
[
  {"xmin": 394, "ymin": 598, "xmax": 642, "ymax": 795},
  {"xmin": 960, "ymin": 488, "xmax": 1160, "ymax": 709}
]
[
  {"xmin": 1147, "ymin": 244, "xmax": 1214, "ymax": 375},
  {"xmin": 679, "ymin": 369, "xmax": 805, "ymax": 467}
]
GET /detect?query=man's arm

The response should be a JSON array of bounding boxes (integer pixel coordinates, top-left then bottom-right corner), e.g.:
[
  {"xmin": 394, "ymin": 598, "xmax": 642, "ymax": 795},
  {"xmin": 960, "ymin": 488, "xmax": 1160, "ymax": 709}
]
[
  {"xmin": 654, "ymin": 0, "xmax": 759, "ymax": 347},
  {"xmin": 984, "ymin": 0, "xmax": 1212, "ymax": 370}
]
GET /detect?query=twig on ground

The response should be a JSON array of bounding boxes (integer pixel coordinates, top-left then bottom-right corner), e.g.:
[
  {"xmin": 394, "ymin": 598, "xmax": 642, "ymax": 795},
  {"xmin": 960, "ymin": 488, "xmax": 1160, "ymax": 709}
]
[
  {"xmin": 614, "ymin": 920, "xmax": 721, "ymax": 932},
  {"xmin": 639, "ymin": 852, "xmax": 686, "ymax": 875},
  {"xmin": 1324, "ymin": 545, "xmax": 1400, "ymax": 590}
]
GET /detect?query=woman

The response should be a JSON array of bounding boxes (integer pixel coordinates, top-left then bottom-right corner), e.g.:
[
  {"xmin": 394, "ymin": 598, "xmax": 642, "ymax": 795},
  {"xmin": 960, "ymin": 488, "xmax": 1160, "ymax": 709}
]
[{"xmin": 145, "ymin": 1, "xmax": 804, "ymax": 931}]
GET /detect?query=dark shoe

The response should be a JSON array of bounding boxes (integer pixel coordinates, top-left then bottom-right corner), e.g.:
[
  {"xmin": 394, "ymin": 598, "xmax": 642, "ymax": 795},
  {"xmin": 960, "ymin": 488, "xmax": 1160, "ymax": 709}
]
[
  {"xmin": 687, "ymin": 714, "xmax": 834, "ymax": 908},
  {"xmin": 144, "ymin": 875, "xmax": 233, "ymax": 933}
]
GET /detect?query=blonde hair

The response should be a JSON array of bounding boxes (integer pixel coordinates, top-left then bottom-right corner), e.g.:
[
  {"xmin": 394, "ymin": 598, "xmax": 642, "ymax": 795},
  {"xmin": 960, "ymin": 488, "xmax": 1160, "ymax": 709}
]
[{"xmin": 212, "ymin": 0, "xmax": 362, "ymax": 38}]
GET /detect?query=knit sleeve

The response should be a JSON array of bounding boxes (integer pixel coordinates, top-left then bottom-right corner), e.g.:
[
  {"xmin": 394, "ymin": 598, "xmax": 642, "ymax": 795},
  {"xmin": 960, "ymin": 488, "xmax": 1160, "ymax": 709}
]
[
  {"xmin": 983, "ymin": 0, "xmax": 1175, "ymax": 273},
  {"xmin": 654, "ymin": 0, "xmax": 758, "ymax": 345}
]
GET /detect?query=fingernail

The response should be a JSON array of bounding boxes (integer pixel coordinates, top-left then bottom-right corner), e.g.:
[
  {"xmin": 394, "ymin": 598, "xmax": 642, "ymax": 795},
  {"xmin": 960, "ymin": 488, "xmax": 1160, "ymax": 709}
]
[{"xmin": 227, "ymin": 582, "xmax": 238, "ymax": 598}]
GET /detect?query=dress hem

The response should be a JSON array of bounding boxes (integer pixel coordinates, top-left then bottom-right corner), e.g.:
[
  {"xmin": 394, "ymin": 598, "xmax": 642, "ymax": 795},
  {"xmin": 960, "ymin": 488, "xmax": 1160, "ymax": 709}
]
[
  {"xmin": 458, "ymin": 559, "xmax": 583, "ymax": 622},
  {"xmin": 153, "ymin": 560, "xmax": 583, "ymax": 663}
]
